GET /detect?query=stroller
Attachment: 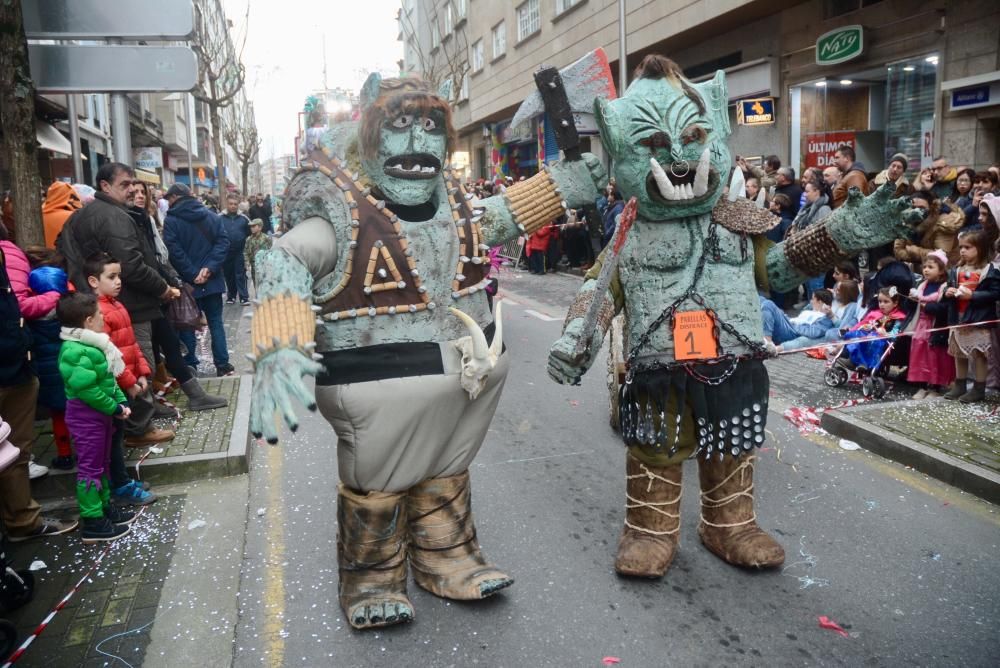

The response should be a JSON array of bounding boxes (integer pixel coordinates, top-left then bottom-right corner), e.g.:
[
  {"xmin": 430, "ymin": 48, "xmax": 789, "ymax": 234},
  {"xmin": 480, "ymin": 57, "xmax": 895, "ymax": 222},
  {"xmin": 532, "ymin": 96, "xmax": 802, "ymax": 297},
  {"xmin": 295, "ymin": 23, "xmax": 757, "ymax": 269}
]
[
  {"xmin": 1, "ymin": 418, "xmax": 36, "ymax": 661},
  {"xmin": 823, "ymin": 261, "xmax": 918, "ymax": 399}
]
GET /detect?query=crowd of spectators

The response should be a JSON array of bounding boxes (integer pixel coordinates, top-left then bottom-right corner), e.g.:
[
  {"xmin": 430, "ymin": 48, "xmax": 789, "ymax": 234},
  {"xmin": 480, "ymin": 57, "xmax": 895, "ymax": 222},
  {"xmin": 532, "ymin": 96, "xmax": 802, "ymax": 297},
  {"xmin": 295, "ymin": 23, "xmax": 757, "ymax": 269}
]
[
  {"xmin": 744, "ymin": 149, "xmax": 1000, "ymax": 403},
  {"xmin": 0, "ymin": 164, "xmax": 275, "ymax": 543}
]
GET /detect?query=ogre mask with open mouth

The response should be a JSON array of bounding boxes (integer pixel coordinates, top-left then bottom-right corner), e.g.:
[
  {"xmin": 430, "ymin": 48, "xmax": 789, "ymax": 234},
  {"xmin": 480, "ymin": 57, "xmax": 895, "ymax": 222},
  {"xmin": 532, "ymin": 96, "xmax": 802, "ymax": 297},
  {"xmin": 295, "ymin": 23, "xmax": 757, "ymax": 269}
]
[
  {"xmin": 594, "ymin": 56, "xmax": 731, "ymax": 221},
  {"xmin": 359, "ymin": 73, "xmax": 455, "ymax": 207}
]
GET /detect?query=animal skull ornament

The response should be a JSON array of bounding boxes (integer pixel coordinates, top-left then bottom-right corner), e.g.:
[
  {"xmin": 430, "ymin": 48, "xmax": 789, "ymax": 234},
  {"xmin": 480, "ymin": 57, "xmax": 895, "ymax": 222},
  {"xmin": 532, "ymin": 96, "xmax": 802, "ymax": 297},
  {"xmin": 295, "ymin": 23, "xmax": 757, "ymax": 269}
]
[{"xmin": 450, "ymin": 301, "xmax": 504, "ymax": 400}]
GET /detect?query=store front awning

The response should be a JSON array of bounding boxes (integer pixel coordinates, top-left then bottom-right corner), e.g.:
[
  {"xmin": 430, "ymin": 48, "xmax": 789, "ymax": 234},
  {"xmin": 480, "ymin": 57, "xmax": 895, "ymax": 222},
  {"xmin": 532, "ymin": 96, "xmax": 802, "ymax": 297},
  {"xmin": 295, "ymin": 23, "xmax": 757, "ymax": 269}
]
[
  {"xmin": 135, "ymin": 169, "xmax": 161, "ymax": 185},
  {"xmin": 35, "ymin": 119, "xmax": 73, "ymax": 155}
]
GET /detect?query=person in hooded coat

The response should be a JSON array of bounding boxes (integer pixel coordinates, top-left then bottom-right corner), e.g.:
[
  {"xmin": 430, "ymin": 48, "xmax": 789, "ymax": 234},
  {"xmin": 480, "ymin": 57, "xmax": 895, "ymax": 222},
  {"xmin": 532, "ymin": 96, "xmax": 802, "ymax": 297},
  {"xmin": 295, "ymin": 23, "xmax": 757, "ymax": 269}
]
[
  {"xmin": 162, "ymin": 190, "xmax": 233, "ymax": 376},
  {"xmin": 42, "ymin": 182, "xmax": 82, "ymax": 249}
]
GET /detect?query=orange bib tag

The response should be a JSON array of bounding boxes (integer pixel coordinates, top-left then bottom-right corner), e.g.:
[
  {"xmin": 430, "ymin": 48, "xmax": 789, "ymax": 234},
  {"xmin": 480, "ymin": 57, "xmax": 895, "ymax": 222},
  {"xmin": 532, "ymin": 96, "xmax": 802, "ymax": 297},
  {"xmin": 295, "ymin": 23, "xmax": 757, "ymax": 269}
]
[{"xmin": 673, "ymin": 310, "xmax": 719, "ymax": 361}]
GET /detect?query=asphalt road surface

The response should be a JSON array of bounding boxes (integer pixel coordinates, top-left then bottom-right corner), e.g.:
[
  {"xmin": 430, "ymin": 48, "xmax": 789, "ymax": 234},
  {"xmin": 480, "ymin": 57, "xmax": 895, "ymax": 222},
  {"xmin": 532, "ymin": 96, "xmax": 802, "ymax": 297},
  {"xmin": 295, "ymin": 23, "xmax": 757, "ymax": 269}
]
[{"xmin": 233, "ymin": 270, "xmax": 999, "ymax": 667}]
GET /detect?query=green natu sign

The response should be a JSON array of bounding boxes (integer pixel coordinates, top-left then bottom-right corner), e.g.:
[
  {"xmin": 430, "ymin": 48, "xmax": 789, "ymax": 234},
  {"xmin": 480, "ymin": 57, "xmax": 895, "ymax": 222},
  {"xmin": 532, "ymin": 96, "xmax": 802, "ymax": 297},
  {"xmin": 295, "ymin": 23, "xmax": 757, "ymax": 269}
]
[{"xmin": 816, "ymin": 25, "xmax": 864, "ymax": 66}]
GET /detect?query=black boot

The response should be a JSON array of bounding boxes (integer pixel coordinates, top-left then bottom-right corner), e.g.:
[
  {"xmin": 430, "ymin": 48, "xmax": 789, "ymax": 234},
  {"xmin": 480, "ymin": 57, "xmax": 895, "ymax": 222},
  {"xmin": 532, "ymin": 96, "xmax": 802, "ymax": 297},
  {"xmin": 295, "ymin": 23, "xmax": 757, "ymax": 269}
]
[
  {"xmin": 81, "ymin": 517, "xmax": 131, "ymax": 544},
  {"xmin": 943, "ymin": 379, "xmax": 967, "ymax": 401},
  {"xmin": 959, "ymin": 381, "xmax": 987, "ymax": 404},
  {"xmin": 106, "ymin": 506, "xmax": 137, "ymax": 526}
]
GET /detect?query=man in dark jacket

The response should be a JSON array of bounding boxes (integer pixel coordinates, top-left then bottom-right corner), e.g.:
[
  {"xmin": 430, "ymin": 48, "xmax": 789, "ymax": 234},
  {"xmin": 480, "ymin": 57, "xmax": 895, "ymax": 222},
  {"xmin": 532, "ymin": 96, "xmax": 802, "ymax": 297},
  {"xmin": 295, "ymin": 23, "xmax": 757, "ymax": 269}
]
[
  {"xmin": 220, "ymin": 193, "xmax": 250, "ymax": 304},
  {"xmin": 58, "ymin": 168, "xmax": 228, "ymax": 413},
  {"xmin": 0, "ymin": 226, "xmax": 78, "ymax": 540},
  {"xmin": 163, "ymin": 186, "xmax": 234, "ymax": 376}
]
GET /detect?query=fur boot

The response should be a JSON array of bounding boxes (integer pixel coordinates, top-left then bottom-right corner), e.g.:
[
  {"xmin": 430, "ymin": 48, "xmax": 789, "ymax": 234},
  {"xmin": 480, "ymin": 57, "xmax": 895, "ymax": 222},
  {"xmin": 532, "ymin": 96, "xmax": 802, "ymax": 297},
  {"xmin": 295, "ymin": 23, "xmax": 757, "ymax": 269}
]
[
  {"xmin": 614, "ymin": 452, "xmax": 682, "ymax": 578},
  {"xmin": 337, "ymin": 484, "xmax": 413, "ymax": 629},
  {"xmin": 407, "ymin": 471, "xmax": 513, "ymax": 600},
  {"xmin": 697, "ymin": 454, "xmax": 784, "ymax": 568}
]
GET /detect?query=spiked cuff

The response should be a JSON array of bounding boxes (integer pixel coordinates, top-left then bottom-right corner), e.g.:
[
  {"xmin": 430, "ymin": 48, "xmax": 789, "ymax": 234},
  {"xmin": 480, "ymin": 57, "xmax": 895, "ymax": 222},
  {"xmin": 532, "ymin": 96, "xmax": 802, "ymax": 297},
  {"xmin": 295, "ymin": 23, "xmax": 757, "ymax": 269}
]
[
  {"xmin": 249, "ymin": 292, "xmax": 317, "ymax": 363},
  {"xmin": 781, "ymin": 221, "xmax": 845, "ymax": 278},
  {"xmin": 503, "ymin": 169, "xmax": 568, "ymax": 236}
]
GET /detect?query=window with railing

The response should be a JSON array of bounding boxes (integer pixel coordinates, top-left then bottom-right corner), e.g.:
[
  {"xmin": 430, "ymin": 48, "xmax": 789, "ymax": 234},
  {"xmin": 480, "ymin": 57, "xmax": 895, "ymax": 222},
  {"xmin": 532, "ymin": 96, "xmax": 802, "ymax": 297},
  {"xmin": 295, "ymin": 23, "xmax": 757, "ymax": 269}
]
[
  {"xmin": 492, "ymin": 21, "xmax": 505, "ymax": 58},
  {"xmin": 471, "ymin": 39, "xmax": 483, "ymax": 72},
  {"xmin": 516, "ymin": 0, "xmax": 540, "ymax": 42},
  {"xmin": 556, "ymin": 0, "xmax": 581, "ymax": 14}
]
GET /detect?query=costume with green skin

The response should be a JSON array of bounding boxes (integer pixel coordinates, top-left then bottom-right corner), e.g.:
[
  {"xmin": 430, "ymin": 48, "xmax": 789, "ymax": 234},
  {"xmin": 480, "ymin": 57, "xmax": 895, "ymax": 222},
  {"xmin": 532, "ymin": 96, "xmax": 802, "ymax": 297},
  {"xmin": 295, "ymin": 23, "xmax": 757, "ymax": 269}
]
[
  {"xmin": 248, "ymin": 74, "xmax": 528, "ymax": 631},
  {"xmin": 545, "ymin": 55, "xmax": 924, "ymax": 579}
]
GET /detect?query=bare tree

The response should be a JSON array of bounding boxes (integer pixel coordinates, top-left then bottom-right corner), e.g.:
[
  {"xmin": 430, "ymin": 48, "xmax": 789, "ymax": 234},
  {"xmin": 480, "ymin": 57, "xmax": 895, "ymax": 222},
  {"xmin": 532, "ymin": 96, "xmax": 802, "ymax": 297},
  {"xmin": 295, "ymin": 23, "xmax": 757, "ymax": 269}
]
[
  {"xmin": 398, "ymin": 2, "xmax": 470, "ymax": 103},
  {"xmin": 191, "ymin": 0, "xmax": 247, "ymax": 191},
  {"xmin": 0, "ymin": 2, "xmax": 43, "ymax": 246},
  {"xmin": 224, "ymin": 100, "xmax": 261, "ymax": 196}
]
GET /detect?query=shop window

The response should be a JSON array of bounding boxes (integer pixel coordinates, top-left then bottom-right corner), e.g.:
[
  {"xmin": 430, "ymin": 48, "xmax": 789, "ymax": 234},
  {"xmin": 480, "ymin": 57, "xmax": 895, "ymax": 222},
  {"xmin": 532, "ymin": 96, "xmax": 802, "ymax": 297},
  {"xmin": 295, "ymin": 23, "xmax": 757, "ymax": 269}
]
[{"xmin": 790, "ymin": 53, "xmax": 938, "ymax": 175}]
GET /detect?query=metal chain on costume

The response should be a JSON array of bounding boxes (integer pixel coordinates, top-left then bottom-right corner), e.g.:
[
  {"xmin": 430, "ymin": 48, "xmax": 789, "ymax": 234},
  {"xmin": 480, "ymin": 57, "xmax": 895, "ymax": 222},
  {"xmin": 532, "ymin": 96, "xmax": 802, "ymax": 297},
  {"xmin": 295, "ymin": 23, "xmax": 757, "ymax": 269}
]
[{"xmin": 624, "ymin": 221, "xmax": 769, "ymax": 386}]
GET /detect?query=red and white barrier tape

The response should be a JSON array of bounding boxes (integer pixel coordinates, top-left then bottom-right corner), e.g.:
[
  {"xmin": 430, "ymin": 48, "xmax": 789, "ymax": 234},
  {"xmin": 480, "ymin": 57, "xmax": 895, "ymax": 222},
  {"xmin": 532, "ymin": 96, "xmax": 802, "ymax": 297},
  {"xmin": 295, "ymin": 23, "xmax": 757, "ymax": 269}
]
[
  {"xmin": 1, "ymin": 507, "xmax": 149, "ymax": 667},
  {"xmin": 775, "ymin": 318, "xmax": 1000, "ymax": 357}
]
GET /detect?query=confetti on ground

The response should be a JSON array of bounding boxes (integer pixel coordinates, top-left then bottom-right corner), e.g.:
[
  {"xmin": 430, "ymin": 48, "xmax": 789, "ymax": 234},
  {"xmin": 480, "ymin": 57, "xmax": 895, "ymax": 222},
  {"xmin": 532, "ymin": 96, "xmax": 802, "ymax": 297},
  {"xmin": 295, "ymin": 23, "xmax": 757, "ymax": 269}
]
[
  {"xmin": 28, "ymin": 560, "xmax": 47, "ymax": 571},
  {"xmin": 187, "ymin": 519, "xmax": 207, "ymax": 530},
  {"xmin": 818, "ymin": 615, "xmax": 850, "ymax": 638},
  {"xmin": 602, "ymin": 658, "xmax": 621, "ymax": 665},
  {"xmin": 838, "ymin": 439, "xmax": 861, "ymax": 451},
  {"xmin": 256, "ymin": 507, "xmax": 266, "ymax": 517}
]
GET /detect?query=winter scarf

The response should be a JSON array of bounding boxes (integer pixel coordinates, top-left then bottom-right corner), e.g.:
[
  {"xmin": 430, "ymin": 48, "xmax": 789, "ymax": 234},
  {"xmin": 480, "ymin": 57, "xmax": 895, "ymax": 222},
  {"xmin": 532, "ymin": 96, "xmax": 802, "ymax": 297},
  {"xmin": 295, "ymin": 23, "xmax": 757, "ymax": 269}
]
[{"xmin": 59, "ymin": 327, "xmax": 126, "ymax": 379}]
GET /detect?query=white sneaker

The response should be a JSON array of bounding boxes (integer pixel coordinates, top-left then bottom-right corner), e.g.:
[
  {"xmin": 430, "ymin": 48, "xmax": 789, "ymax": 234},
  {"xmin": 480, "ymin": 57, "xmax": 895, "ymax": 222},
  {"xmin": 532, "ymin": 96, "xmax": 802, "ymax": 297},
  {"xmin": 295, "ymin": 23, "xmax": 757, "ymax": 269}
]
[{"xmin": 28, "ymin": 459, "xmax": 50, "ymax": 480}]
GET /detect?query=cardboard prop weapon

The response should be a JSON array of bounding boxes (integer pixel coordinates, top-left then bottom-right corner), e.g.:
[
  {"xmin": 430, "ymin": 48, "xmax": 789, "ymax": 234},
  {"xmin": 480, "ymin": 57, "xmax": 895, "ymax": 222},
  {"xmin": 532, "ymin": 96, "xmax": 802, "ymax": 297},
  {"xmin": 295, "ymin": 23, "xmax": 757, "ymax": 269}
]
[{"xmin": 513, "ymin": 48, "xmax": 617, "ymax": 244}]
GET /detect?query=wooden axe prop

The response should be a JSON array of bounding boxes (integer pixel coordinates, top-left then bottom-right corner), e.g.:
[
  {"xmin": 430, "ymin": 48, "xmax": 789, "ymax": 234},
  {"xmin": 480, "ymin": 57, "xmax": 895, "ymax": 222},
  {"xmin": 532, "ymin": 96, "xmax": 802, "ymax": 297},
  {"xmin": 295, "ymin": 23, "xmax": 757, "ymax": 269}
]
[{"xmin": 511, "ymin": 48, "xmax": 617, "ymax": 242}]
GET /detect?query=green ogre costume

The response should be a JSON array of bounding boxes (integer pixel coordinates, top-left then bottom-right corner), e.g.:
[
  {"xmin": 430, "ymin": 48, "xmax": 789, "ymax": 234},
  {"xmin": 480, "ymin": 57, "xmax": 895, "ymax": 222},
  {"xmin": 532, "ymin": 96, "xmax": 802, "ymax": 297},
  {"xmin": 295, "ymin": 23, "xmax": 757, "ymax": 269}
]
[
  {"xmin": 546, "ymin": 55, "xmax": 923, "ymax": 578},
  {"xmin": 247, "ymin": 74, "xmax": 600, "ymax": 629}
]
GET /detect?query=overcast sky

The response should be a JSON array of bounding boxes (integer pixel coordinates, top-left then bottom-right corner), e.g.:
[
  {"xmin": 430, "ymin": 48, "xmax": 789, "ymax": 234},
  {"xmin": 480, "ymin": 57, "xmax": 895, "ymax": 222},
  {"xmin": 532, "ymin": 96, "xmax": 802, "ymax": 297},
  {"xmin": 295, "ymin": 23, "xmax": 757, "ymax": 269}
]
[{"xmin": 223, "ymin": 0, "xmax": 403, "ymax": 161}]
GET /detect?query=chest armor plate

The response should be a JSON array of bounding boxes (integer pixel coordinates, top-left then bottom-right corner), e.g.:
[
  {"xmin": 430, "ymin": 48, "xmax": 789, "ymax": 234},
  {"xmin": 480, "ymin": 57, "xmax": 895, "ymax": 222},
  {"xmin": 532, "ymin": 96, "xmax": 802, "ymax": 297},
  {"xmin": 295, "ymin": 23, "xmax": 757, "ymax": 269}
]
[{"xmin": 298, "ymin": 149, "xmax": 489, "ymax": 322}]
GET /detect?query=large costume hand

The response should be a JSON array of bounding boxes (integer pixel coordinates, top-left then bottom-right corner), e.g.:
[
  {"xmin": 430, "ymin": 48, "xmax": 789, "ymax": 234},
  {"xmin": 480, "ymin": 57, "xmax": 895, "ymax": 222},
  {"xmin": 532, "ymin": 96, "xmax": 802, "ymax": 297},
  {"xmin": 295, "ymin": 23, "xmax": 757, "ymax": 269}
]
[
  {"xmin": 249, "ymin": 348, "xmax": 323, "ymax": 444},
  {"xmin": 838, "ymin": 183, "xmax": 926, "ymax": 250},
  {"xmin": 546, "ymin": 153, "xmax": 607, "ymax": 209},
  {"xmin": 547, "ymin": 319, "xmax": 594, "ymax": 385},
  {"xmin": 767, "ymin": 183, "xmax": 928, "ymax": 293}
]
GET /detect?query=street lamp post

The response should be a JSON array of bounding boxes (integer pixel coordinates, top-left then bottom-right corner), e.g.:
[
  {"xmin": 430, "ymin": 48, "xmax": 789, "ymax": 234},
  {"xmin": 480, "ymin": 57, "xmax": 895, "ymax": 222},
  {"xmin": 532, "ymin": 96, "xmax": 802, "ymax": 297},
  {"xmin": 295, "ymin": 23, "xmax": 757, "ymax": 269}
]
[{"xmin": 618, "ymin": 0, "xmax": 628, "ymax": 92}]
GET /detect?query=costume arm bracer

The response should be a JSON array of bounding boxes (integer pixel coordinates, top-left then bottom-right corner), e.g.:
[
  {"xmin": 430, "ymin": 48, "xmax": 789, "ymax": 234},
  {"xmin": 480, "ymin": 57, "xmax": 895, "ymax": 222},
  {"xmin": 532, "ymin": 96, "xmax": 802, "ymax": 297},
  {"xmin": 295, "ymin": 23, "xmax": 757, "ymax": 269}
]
[{"xmin": 249, "ymin": 247, "xmax": 317, "ymax": 362}]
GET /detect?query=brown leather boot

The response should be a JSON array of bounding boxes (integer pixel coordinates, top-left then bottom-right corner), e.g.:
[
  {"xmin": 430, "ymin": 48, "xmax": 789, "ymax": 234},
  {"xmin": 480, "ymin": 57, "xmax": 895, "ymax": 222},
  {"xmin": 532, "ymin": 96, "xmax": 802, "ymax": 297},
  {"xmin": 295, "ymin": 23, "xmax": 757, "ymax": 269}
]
[
  {"xmin": 152, "ymin": 362, "xmax": 178, "ymax": 394},
  {"xmin": 407, "ymin": 471, "xmax": 513, "ymax": 600},
  {"xmin": 697, "ymin": 454, "xmax": 784, "ymax": 568},
  {"xmin": 614, "ymin": 452, "xmax": 682, "ymax": 578},
  {"xmin": 337, "ymin": 485, "xmax": 414, "ymax": 629}
]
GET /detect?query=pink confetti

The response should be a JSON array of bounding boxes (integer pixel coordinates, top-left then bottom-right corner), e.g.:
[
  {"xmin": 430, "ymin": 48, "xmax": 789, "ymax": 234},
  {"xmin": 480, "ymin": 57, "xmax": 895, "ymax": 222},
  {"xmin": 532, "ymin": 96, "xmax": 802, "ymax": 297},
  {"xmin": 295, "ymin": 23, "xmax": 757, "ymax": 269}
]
[
  {"xmin": 569, "ymin": 400, "xmax": 580, "ymax": 407},
  {"xmin": 818, "ymin": 615, "xmax": 849, "ymax": 638},
  {"xmin": 602, "ymin": 658, "xmax": 621, "ymax": 666}
]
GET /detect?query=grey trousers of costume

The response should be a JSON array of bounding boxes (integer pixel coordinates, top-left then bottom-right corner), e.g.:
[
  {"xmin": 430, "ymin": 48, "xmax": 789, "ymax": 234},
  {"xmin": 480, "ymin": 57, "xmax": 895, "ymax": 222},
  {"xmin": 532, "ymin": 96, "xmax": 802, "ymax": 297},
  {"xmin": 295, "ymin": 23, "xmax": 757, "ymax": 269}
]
[{"xmin": 316, "ymin": 344, "xmax": 510, "ymax": 493}]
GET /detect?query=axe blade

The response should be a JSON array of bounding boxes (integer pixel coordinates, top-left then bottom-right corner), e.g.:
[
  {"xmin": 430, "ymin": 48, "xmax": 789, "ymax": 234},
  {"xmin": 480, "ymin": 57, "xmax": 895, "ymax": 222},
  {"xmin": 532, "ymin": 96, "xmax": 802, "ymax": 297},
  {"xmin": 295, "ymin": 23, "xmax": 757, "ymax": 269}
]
[{"xmin": 511, "ymin": 47, "xmax": 617, "ymax": 129}]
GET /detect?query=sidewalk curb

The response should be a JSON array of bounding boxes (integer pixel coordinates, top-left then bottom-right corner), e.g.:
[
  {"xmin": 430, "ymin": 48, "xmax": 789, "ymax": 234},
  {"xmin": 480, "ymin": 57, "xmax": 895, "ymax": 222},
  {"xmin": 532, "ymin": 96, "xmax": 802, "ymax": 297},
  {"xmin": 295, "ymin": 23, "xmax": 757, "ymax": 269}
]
[{"xmin": 821, "ymin": 403, "xmax": 1000, "ymax": 505}]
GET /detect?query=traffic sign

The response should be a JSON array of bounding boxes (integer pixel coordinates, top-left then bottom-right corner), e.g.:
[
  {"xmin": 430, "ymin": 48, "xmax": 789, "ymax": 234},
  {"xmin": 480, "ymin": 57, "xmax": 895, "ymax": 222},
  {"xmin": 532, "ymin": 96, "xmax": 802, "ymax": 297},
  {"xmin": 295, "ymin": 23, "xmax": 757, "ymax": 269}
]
[
  {"xmin": 23, "ymin": 0, "xmax": 193, "ymax": 40},
  {"xmin": 28, "ymin": 45, "xmax": 198, "ymax": 93}
]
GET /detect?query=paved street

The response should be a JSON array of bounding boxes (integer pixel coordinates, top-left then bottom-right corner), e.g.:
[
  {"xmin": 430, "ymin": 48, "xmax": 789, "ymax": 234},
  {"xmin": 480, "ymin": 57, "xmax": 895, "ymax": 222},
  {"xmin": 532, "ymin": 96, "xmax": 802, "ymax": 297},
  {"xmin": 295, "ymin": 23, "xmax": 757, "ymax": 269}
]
[{"xmin": 231, "ymin": 269, "xmax": 1000, "ymax": 667}]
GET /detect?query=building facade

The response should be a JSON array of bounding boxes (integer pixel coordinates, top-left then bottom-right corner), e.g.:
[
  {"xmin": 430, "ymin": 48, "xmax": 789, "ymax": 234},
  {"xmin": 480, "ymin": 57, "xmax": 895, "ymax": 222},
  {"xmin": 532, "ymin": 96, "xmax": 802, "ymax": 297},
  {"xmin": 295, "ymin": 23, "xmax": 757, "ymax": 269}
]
[{"xmin": 400, "ymin": 0, "xmax": 999, "ymax": 183}]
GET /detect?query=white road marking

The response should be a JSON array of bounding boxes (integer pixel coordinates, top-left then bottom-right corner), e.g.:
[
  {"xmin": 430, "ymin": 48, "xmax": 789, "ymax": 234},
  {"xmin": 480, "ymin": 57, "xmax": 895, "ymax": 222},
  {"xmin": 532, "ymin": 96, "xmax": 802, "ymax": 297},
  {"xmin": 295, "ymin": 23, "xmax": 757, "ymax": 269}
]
[{"xmin": 524, "ymin": 309, "xmax": 560, "ymax": 322}]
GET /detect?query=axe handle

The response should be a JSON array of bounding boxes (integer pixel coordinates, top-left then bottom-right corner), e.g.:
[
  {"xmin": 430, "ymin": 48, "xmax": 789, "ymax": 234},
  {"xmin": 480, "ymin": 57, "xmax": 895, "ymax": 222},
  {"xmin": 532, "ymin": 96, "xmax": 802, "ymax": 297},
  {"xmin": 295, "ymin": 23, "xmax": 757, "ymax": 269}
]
[{"xmin": 532, "ymin": 66, "xmax": 582, "ymax": 161}]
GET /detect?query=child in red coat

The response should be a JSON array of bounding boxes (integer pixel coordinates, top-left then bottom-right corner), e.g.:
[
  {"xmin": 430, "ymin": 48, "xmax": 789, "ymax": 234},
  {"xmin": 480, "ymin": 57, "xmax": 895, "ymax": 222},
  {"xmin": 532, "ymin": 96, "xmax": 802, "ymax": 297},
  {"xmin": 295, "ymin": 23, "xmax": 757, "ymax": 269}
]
[{"xmin": 86, "ymin": 253, "xmax": 162, "ymax": 505}]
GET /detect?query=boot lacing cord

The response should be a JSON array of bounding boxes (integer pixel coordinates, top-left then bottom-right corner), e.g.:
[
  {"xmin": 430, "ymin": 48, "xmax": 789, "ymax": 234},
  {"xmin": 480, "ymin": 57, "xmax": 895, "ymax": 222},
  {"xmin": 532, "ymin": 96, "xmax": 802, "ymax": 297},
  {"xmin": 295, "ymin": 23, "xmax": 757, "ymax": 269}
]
[
  {"xmin": 699, "ymin": 455, "xmax": 756, "ymax": 529},
  {"xmin": 624, "ymin": 463, "xmax": 682, "ymax": 536},
  {"xmin": 408, "ymin": 485, "xmax": 479, "ymax": 552}
]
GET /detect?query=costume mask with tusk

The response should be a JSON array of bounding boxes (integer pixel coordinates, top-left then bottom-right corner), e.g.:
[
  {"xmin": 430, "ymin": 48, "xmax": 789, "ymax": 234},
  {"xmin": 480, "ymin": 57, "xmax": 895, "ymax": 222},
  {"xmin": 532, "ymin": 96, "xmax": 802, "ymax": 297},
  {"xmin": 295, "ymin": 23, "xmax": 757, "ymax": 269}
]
[{"xmin": 450, "ymin": 301, "xmax": 503, "ymax": 400}]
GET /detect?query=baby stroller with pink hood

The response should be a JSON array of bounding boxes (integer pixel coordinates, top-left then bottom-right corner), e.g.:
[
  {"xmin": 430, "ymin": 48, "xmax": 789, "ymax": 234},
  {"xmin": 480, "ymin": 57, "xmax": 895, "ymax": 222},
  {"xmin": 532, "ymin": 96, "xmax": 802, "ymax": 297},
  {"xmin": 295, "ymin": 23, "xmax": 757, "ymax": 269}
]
[
  {"xmin": 0, "ymin": 417, "xmax": 36, "ymax": 661},
  {"xmin": 824, "ymin": 261, "xmax": 917, "ymax": 398}
]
